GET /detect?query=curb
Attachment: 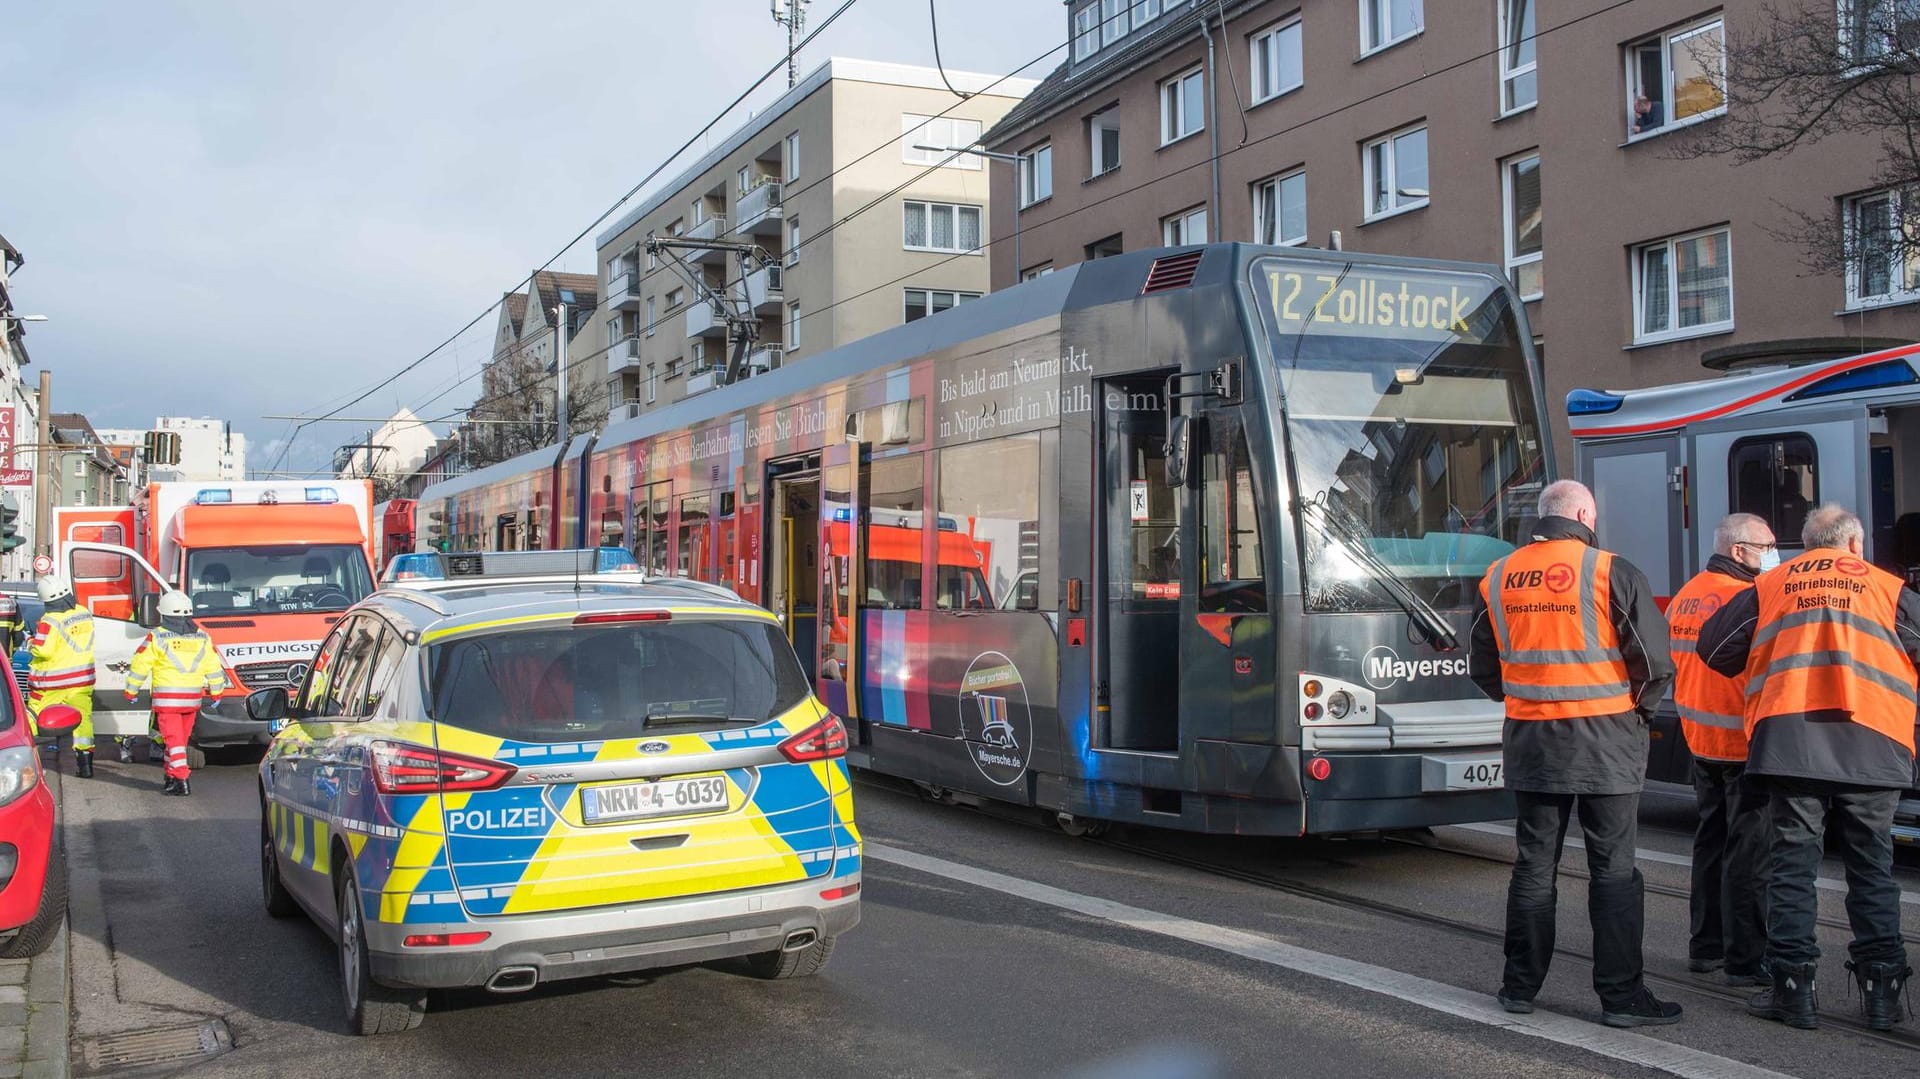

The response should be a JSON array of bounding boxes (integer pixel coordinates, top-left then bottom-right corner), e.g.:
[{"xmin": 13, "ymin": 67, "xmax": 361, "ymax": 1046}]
[{"xmin": 23, "ymin": 761, "xmax": 71, "ymax": 1079}]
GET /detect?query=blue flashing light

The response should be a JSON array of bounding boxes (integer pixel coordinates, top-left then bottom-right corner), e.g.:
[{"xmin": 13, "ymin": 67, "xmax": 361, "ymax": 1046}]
[
  {"xmin": 1785, "ymin": 360, "xmax": 1919, "ymax": 402},
  {"xmin": 1565, "ymin": 388, "xmax": 1626, "ymax": 417},
  {"xmin": 595, "ymin": 547, "xmax": 642, "ymax": 572},
  {"xmin": 832, "ymin": 508, "xmax": 852, "ymax": 523},
  {"xmin": 303, "ymin": 487, "xmax": 340, "ymax": 504},
  {"xmin": 193, "ymin": 489, "xmax": 233, "ymax": 504},
  {"xmin": 936, "ymin": 515, "xmax": 958, "ymax": 532},
  {"xmin": 382, "ymin": 552, "xmax": 445, "ymax": 582}
]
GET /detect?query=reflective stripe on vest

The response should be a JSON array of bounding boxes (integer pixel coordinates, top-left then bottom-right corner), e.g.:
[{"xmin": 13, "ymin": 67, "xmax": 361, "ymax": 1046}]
[
  {"xmin": 1666, "ymin": 569, "xmax": 1753, "ymax": 762},
  {"xmin": 32, "ymin": 609, "xmax": 95, "ymax": 690},
  {"xmin": 1745, "ymin": 548, "xmax": 1917, "ymax": 757},
  {"xmin": 1479, "ymin": 539, "xmax": 1634, "ymax": 720}
]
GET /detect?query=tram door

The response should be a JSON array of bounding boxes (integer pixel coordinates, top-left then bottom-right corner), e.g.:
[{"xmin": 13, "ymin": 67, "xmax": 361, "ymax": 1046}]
[
  {"xmin": 766, "ymin": 456, "xmax": 823, "ymax": 686},
  {"xmin": 629, "ymin": 481, "xmax": 672, "ymax": 574},
  {"xmin": 1096, "ymin": 373, "xmax": 1182, "ymax": 751}
]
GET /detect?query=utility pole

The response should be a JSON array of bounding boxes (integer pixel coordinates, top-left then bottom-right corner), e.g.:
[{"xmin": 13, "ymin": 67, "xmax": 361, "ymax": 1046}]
[
  {"xmin": 555, "ymin": 300, "xmax": 570, "ymax": 446},
  {"xmin": 772, "ymin": 0, "xmax": 807, "ymax": 88},
  {"xmin": 33, "ymin": 370, "xmax": 48, "ymax": 559}
]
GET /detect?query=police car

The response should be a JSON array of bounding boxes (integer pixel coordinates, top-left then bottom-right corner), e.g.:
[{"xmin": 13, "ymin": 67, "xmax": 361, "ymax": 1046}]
[{"xmin": 250, "ymin": 549, "xmax": 860, "ymax": 1034}]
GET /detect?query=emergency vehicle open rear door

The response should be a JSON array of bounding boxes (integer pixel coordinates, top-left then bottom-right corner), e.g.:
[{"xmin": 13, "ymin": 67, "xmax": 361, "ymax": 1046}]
[
  {"xmin": 1688, "ymin": 403, "xmax": 1871, "ymax": 563},
  {"xmin": 59, "ymin": 539, "xmax": 169, "ymax": 739}
]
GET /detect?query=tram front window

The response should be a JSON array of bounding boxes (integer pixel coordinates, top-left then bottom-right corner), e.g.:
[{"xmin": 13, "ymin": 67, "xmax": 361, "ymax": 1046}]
[{"xmin": 1255, "ymin": 258, "xmax": 1547, "ymax": 612}]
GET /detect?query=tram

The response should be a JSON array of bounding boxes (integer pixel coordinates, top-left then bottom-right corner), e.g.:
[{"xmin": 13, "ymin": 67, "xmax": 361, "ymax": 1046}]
[{"xmin": 420, "ymin": 243, "xmax": 1551, "ymax": 835}]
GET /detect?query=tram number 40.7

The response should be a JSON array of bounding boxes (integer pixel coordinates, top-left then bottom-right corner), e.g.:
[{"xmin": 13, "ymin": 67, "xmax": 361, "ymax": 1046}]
[{"xmin": 1445, "ymin": 760, "xmax": 1504, "ymax": 790}]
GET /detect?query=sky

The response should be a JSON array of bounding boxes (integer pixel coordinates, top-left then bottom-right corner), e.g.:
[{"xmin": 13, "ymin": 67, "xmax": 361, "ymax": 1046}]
[{"xmin": 0, "ymin": 0, "xmax": 1063, "ymax": 476}]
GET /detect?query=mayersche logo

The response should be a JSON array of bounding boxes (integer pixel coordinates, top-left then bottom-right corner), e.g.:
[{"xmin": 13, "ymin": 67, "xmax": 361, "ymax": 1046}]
[{"xmin": 1362, "ymin": 644, "xmax": 1470, "ymax": 690}]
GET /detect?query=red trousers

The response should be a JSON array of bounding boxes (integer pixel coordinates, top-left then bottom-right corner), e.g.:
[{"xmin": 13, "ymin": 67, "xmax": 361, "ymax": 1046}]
[{"xmin": 155, "ymin": 708, "xmax": 197, "ymax": 780}]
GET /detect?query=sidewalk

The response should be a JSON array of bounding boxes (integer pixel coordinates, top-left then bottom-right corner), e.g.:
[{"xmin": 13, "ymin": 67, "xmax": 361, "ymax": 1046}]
[{"xmin": 1, "ymin": 764, "xmax": 70, "ymax": 1079}]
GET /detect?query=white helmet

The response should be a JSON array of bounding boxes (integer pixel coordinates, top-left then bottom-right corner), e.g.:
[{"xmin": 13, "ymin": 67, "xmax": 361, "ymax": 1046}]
[
  {"xmin": 157, "ymin": 591, "xmax": 194, "ymax": 619},
  {"xmin": 36, "ymin": 575, "xmax": 73, "ymax": 605}
]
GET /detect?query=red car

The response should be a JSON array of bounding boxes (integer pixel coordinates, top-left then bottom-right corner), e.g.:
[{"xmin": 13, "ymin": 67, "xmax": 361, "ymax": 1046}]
[{"xmin": 0, "ymin": 667, "xmax": 79, "ymax": 958}]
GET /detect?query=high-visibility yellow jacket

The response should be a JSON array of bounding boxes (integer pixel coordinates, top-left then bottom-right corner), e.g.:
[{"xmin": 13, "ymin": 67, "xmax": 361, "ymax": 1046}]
[
  {"xmin": 28, "ymin": 607, "xmax": 96, "ymax": 692},
  {"xmin": 127, "ymin": 628, "xmax": 229, "ymax": 708}
]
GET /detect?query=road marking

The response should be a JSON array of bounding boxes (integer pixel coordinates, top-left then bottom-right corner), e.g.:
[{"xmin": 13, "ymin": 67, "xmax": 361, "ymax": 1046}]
[
  {"xmin": 870, "ymin": 843, "xmax": 1796, "ymax": 1079},
  {"xmin": 1451, "ymin": 822, "xmax": 1918, "ymax": 907}
]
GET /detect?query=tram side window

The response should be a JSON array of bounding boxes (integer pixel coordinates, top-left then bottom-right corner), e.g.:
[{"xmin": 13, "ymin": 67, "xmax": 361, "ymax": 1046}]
[
  {"xmin": 1729, "ymin": 433, "xmax": 1817, "ymax": 546},
  {"xmin": 862, "ymin": 453, "xmax": 925, "ymax": 610},
  {"xmin": 1201, "ymin": 422, "xmax": 1266, "ymax": 612},
  {"xmin": 937, "ymin": 434, "xmax": 1044, "ymax": 611},
  {"xmin": 679, "ymin": 493, "xmax": 712, "ymax": 579}
]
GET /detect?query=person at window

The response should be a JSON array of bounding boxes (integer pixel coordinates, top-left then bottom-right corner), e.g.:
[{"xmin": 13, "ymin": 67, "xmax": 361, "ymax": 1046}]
[{"xmin": 1631, "ymin": 94, "xmax": 1664, "ymax": 134}]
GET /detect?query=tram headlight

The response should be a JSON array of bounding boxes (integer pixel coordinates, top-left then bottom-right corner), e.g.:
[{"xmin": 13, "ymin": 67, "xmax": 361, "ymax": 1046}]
[{"xmin": 1325, "ymin": 690, "xmax": 1354, "ymax": 720}]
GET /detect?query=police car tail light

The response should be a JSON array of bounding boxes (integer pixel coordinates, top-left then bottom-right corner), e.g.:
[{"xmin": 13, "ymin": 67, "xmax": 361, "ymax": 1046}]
[
  {"xmin": 403, "ymin": 931, "xmax": 492, "ymax": 948},
  {"xmin": 574, "ymin": 610, "xmax": 671, "ymax": 625},
  {"xmin": 779, "ymin": 714, "xmax": 849, "ymax": 762},
  {"xmin": 370, "ymin": 741, "xmax": 516, "ymax": 794}
]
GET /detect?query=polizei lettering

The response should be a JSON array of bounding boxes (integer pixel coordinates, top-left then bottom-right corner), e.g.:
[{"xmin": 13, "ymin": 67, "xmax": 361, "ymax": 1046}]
[{"xmin": 446, "ymin": 806, "xmax": 549, "ymax": 833}]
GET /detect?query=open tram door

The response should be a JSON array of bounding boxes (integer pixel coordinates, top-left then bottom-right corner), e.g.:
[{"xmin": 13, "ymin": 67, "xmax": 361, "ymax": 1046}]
[{"xmin": 764, "ymin": 452, "xmax": 827, "ymax": 699}]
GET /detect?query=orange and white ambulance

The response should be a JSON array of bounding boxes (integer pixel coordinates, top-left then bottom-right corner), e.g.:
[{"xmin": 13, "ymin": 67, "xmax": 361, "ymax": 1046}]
[{"xmin": 53, "ymin": 480, "xmax": 376, "ymax": 763}]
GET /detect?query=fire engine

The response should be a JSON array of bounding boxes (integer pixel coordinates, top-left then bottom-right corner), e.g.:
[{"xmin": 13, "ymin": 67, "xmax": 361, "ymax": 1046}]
[{"xmin": 53, "ymin": 480, "xmax": 376, "ymax": 765}]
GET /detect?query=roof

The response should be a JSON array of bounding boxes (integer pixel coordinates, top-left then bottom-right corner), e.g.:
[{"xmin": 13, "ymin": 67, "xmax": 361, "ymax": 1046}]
[
  {"xmin": 170, "ymin": 502, "xmax": 367, "ymax": 548},
  {"xmin": 370, "ymin": 575, "xmax": 772, "ymax": 641},
  {"xmin": 596, "ymin": 57, "xmax": 1039, "ymax": 250},
  {"xmin": 0, "ymin": 232, "xmax": 19, "ymax": 269},
  {"xmin": 985, "ymin": 0, "xmax": 1260, "ymax": 149},
  {"xmin": 531, "ymin": 271, "xmax": 600, "ymax": 328},
  {"xmin": 503, "ymin": 292, "xmax": 528, "ymax": 335}
]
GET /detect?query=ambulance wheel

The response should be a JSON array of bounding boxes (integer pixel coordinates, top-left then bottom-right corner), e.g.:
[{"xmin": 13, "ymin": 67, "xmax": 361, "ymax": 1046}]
[
  {"xmin": 335, "ymin": 868, "xmax": 426, "ymax": 1035},
  {"xmin": 187, "ymin": 746, "xmax": 206, "ymax": 771},
  {"xmin": 743, "ymin": 935, "xmax": 836, "ymax": 979},
  {"xmin": 260, "ymin": 807, "xmax": 297, "ymax": 919},
  {"xmin": 144, "ymin": 740, "xmax": 162, "ymax": 765}
]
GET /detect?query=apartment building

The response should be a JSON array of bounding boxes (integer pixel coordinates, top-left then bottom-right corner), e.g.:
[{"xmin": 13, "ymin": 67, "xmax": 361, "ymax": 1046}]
[
  {"xmin": 984, "ymin": 0, "xmax": 1918, "ymax": 462},
  {"xmin": 151, "ymin": 416, "xmax": 246, "ymax": 481},
  {"xmin": 0, "ymin": 233, "xmax": 38, "ymax": 575},
  {"xmin": 468, "ymin": 270, "xmax": 600, "ymax": 465},
  {"xmin": 593, "ymin": 58, "xmax": 1037, "ymax": 422},
  {"xmin": 50, "ymin": 413, "xmax": 122, "ymax": 507}
]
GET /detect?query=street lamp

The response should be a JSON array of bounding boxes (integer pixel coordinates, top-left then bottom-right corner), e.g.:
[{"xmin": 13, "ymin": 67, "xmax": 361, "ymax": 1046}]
[
  {"xmin": 0, "ymin": 314, "xmax": 47, "ymax": 323},
  {"xmin": 913, "ymin": 143, "xmax": 1024, "ymax": 286}
]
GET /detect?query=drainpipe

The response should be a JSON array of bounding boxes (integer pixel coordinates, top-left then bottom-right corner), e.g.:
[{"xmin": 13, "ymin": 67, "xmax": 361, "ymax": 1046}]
[{"xmin": 1198, "ymin": 10, "xmax": 1222, "ymax": 242}]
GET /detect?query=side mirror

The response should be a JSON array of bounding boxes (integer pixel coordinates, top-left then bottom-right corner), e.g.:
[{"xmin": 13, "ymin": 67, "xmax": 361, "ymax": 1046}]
[
  {"xmin": 246, "ymin": 687, "xmax": 290, "ymax": 722},
  {"xmin": 34, "ymin": 704, "xmax": 82, "ymax": 735},
  {"xmin": 136, "ymin": 592, "xmax": 161, "ymax": 628},
  {"xmin": 1165, "ymin": 413, "xmax": 1192, "ymax": 489}
]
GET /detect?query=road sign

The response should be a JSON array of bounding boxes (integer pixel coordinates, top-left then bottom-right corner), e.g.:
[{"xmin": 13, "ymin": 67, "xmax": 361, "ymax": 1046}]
[{"xmin": 32, "ymin": 554, "xmax": 53, "ymax": 576}]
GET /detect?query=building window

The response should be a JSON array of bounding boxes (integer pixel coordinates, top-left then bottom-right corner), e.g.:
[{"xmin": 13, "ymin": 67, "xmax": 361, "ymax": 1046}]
[
  {"xmin": 1073, "ymin": 0, "xmax": 1166, "ymax": 64},
  {"xmin": 1250, "ymin": 18, "xmax": 1303, "ymax": 103},
  {"xmin": 692, "ymin": 341, "xmax": 707, "ymax": 371},
  {"xmin": 1503, "ymin": 153, "xmax": 1544, "ymax": 299},
  {"xmin": 1101, "ymin": 0, "xmax": 1128, "ymax": 45},
  {"xmin": 73, "ymin": 457, "xmax": 85, "ymax": 478},
  {"xmin": 1842, "ymin": 1, "xmax": 1920, "ymax": 67},
  {"xmin": 666, "ymin": 287, "xmax": 686, "ymax": 312},
  {"xmin": 1627, "ymin": 15, "xmax": 1725, "ymax": 139},
  {"xmin": 645, "ymin": 297, "xmax": 656, "ymax": 336},
  {"xmin": 787, "ymin": 301, "xmax": 801, "ymax": 349},
  {"xmin": 786, "ymin": 217, "xmax": 801, "ymax": 266},
  {"xmin": 1018, "ymin": 143, "xmax": 1053, "ymax": 207},
  {"xmin": 1162, "ymin": 206, "xmax": 1207, "ymax": 245},
  {"xmin": 1086, "ymin": 234, "xmax": 1124, "ymax": 260},
  {"xmin": 1362, "ymin": 0, "xmax": 1423, "ymax": 55},
  {"xmin": 904, "ymin": 289, "xmax": 982, "ymax": 322},
  {"xmin": 1252, "ymin": 171, "xmax": 1307, "ymax": 246},
  {"xmin": 1499, "ymin": 0, "xmax": 1537, "ymax": 113},
  {"xmin": 645, "ymin": 231, "xmax": 658, "ymax": 269},
  {"xmin": 1023, "ymin": 264, "xmax": 1055, "ymax": 281},
  {"xmin": 902, "ymin": 114, "xmax": 984, "ymax": 168},
  {"xmin": 1844, "ymin": 187, "xmax": 1919, "ymax": 308},
  {"xmin": 903, "ymin": 200, "xmax": 983, "ymax": 253},
  {"xmin": 1633, "ymin": 226, "xmax": 1733, "ymax": 343},
  {"xmin": 1160, "ymin": 67, "xmax": 1204, "ymax": 145},
  {"xmin": 1074, "ymin": 3, "xmax": 1099, "ymax": 61},
  {"xmin": 1362, "ymin": 124, "xmax": 1429, "ymax": 219},
  {"xmin": 784, "ymin": 132, "xmax": 800, "ymax": 180},
  {"xmin": 665, "ymin": 218, "xmax": 682, "ymax": 238},
  {"xmin": 1087, "ymin": 106, "xmax": 1121, "ymax": 176},
  {"xmin": 1729, "ymin": 434, "xmax": 1817, "ymax": 545},
  {"xmin": 646, "ymin": 363, "xmax": 658, "ymax": 403}
]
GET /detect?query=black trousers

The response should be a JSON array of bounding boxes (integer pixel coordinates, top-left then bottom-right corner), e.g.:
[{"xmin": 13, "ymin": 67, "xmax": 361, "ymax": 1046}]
[
  {"xmin": 1689, "ymin": 758, "xmax": 1769, "ymax": 974},
  {"xmin": 1504, "ymin": 790, "xmax": 1646, "ymax": 1009},
  {"xmin": 1764, "ymin": 778, "xmax": 1907, "ymax": 968}
]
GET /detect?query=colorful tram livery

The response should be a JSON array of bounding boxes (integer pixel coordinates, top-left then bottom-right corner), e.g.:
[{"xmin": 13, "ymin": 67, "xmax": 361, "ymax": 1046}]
[{"xmin": 420, "ymin": 244, "xmax": 1552, "ymax": 835}]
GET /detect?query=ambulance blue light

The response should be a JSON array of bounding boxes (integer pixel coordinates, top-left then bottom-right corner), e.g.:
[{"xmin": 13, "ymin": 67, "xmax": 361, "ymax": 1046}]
[
  {"xmin": 193, "ymin": 489, "xmax": 233, "ymax": 504},
  {"xmin": 303, "ymin": 487, "xmax": 341, "ymax": 504},
  {"xmin": 1785, "ymin": 360, "xmax": 1919, "ymax": 402},
  {"xmin": 833, "ymin": 508, "xmax": 852, "ymax": 522},
  {"xmin": 595, "ymin": 547, "xmax": 641, "ymax": 572},
  {"xmin": 1565, "ymin": 389, "xmax": 1625, "ymax": 416}
]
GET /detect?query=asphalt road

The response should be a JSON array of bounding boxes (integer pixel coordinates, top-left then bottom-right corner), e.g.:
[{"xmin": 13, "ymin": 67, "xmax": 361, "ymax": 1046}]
[{"xmin": 51, "ymin": 750, "xmax": 1920, "ymax": 1078}]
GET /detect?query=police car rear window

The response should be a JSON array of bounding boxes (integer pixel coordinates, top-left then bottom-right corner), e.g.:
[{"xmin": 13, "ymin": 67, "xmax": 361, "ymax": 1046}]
[{"xmin": 425, "ymin": 619, "xmax": 812, "ymax": 741}]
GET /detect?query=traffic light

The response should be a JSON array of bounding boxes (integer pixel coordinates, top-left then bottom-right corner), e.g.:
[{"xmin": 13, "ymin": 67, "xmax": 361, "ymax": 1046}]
[
  {"xmin": 423, "ymin": 508, "xmax": 446, "ymax": 552},
  {"xmin": 0, "ymin": 495, "xmax": 21, "ymax": 553},
  {"xmin": 142, "ymin": 431, "xmax": 181, "ymax": 466}
]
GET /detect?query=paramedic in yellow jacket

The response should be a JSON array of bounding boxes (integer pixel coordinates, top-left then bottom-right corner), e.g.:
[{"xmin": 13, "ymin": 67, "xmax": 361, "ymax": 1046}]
[
  {"xmin": 28, "ymin": 575, "xmax": 97, "ymax": 778},
  {"xmin": 125, "ymin": 591, "xmax": 228, "ymax": 797}
]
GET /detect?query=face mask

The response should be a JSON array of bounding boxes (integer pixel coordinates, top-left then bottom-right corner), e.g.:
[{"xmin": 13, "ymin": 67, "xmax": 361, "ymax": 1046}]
[{"xmin": 1756, "ymin": 548, "xmax": 1781, "ymax": 572}]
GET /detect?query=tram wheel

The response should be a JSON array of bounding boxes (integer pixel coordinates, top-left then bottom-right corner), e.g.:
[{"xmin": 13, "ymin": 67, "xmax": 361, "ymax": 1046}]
[{"xmin": 1052, "ymin": 812, "xmax": 1108, "ymax": 838}]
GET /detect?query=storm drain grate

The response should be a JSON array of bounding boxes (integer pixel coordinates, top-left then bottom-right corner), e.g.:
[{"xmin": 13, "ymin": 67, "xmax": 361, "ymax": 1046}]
[{"xmin": 77, "ymin": 1019, "xmax": 232, "ymax": 1073}]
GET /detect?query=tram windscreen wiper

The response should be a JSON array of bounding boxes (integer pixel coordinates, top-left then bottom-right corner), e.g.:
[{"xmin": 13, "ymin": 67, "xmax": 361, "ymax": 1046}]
[{"xmin": 1297, "ymin": 495, "xmax": 1460, "ymax": 651}]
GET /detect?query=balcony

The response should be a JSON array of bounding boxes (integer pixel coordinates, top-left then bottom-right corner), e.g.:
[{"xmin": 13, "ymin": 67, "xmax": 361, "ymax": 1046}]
[
  {"xmin": 610, "ymin": 397, "xmax": 645, "ymax": 422},
  {"xmin": 606, "ymin": 269, "xmax": 641, "ymax": 310},
  {"xmin": 744, "ymin": 263, "xmax": 784, "ymax": 315},
  {"xmin": 687, "ymin": 216, "xmax": 729, "ymax": 262},
  {"xmin": 743, "ymin": 345, "xmax": 784, "ymax": 377},
  {"xmin": 734, "ymin": 181, "xmax": 783, "ymax": 236},
  {"xmin": 686, "ymin": 299, "xmax": 728, "ymax": 338},
  {"xmin": 685, "ymin": 368, "xmax": 718, "ymax": 396},
  {"xmin": 607, "ymin": 335, "xmax": 642, "ymax": 374}
]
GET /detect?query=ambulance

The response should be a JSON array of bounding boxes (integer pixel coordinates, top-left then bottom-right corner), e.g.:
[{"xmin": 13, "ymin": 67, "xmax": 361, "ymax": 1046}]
[{"xmin": 53, "ymin": 480, "xmax": 377, "ymax": 765}]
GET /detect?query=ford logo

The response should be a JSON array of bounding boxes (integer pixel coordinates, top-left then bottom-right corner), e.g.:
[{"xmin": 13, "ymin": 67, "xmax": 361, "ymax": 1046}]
[
  {"xmin": 285, "ymin": 662, "xmax": 309, "ymax": 688},
  {"xmin": 639, "ymin": 740, "xmax": 671, "ymax": 755}
]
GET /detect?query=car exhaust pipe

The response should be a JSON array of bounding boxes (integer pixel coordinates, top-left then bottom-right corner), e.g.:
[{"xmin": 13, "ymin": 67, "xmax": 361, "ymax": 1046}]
[
  {"xmin": 485, "ymin": 966, "xmax": 539, "ymax": 993},
  {"xmin": 782, "ymin": 929, "xmax": 817, "ymax": 952}
]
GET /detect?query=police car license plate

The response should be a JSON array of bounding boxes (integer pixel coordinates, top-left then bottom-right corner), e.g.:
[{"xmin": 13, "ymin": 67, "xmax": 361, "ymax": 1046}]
[{"xmin": 583, "ymin": 775, "xmax": 729, "ymax": 824}]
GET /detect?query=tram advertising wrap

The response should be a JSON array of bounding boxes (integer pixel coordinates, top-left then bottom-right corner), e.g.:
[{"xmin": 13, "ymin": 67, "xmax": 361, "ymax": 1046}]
[{"xmin": 419, "ymin": 245, "xmax": 1549, "ymax": 837}]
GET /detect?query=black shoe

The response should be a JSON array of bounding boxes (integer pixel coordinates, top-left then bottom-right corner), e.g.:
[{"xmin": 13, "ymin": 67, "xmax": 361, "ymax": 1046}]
[
  {"xmin": 161, "ymin": 777, "xmax": 180, "ymax": 796},
  {"xmin": 1602, "ymin": 987, "xmax": 1683, "ymax": 1028},
  {"xmin": 1496, "ymin": 992, "xmax": 1534, "ymax": 1014},
  {"xmin": 74, "ymin": 751, "xmax": 93, "ymax": 778},
  {"xmin": 176, "ymin": 779, "xmax": 190, "ymax": 797},
  {"xmin": 1847, "ymin": 958, "xmax": 1911, "ymax": 1032},
  {"xmin": 1749, "ymin": 961, "xmax": 1818, "ymax": 1029},
  {"xmin": 117, "ymin": 742, "xmax": 134, "ymax": 764},
  {"xmin": 1687, "ymin": 956, "xmax": 1725, "ymax": 974},
  {"xmin": 1725, "ymin": 968, "xmax": 1770, "ymax": 988}
]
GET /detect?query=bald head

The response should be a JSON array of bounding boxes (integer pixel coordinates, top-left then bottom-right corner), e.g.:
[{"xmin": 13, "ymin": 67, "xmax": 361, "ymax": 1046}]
[
  {"xmin": 1802, "ymin": 503, "xmax": 1865, "ymax": 553},
  {"xmin": 1537, "ymin": 480, "xmax": 1597, "ymax": 527}
]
